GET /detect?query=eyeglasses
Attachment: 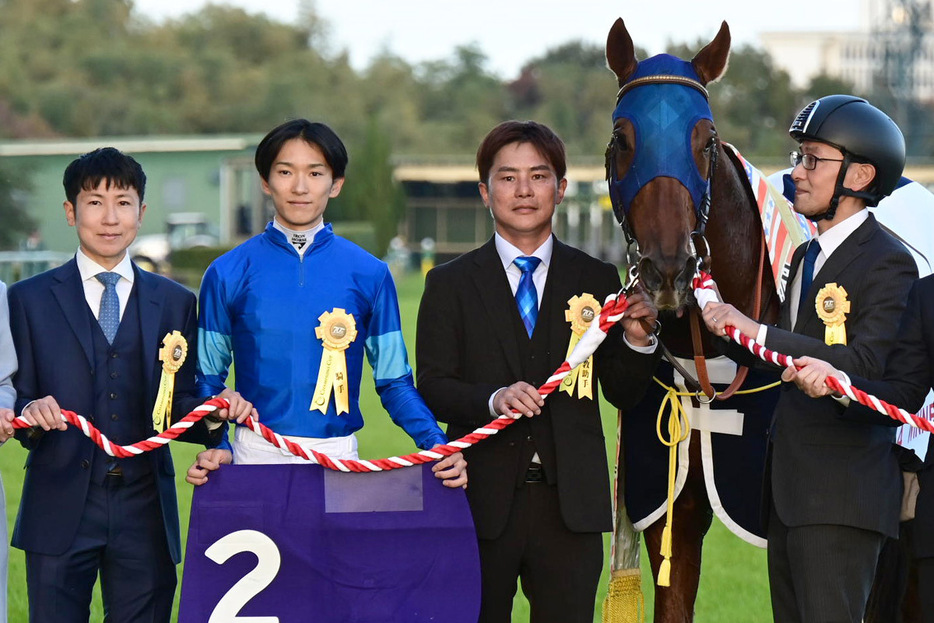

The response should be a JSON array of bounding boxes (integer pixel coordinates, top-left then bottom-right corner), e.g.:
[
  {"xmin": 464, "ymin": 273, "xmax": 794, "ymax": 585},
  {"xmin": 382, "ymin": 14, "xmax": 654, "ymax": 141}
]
[{"xmin": 789, "ymin": 151, "xmax": 844, "ymax": 170}]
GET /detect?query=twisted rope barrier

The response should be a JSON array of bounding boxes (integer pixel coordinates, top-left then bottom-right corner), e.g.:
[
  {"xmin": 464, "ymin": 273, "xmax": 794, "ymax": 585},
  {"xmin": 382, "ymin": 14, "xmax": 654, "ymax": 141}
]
[
  {"xmin": 692, "ymin": 271, "xmax": 934, "ymax": 434},
  {"xmin": 12, "ymin": 292, "xmax": 633, "ymax": 471}
]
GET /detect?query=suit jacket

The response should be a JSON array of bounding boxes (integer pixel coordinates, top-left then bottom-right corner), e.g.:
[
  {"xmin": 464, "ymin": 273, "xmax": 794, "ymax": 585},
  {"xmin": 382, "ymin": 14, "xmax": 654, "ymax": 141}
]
[
  {"xmin": 7, "ymin": 258, "xmax": 219, "ymax": 563},
  {"xmin": 765, "ymin": 213, "xmax": 917, "ymax": 538},
  {"xmin": 416, "ymin": 237, "xmax": 660, "ymax": 540},
  {"xmin": 841, "ymin": 275, "xmax": 934, "ymax": 557}
]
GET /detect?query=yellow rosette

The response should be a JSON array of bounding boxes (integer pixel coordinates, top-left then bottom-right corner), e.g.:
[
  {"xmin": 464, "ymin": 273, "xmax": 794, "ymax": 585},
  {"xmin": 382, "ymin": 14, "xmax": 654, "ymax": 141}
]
[
  {"xmin": 815, "ymin": 283, "xmax": 850, "ymax": 345},
  {"xmin": 560, "ymin": 293, "xmax": 601, "ymax": 399},
  {"xmin": 152, "ymin": 331, "xmax": 187, "ymax": 433},
  {"xmin": 310, "ymin": 308, "xmax": 357, "ymax": 415}
]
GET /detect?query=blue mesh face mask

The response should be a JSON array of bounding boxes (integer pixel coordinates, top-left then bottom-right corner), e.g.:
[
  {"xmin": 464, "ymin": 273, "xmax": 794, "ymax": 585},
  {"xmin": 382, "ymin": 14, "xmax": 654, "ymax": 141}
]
[{"xmin": 608, "ymin": 55, "xmax": 713, "ymax": 217}]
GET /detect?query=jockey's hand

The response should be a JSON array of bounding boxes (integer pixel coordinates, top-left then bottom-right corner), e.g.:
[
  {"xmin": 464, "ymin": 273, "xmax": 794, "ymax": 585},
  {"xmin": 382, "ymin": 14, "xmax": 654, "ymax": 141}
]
[
  {"xmin": 619, "ymin": 284, "xmax": 657, "ymax": 347},
  {"xmin": 781, "ymin": 356, "xmax": 844, "ymax": 399},
  {"xmin": 214, "ymin": 388, "xmax": 258, "ymax": 424},
  {"xmin": 701, "ymin": 301, "xmax": 760, "ymax": 341},
  {"xmin": 186, "ymin": 448, "xmax": 233, "ymax": 486},
  {"xmin": 0, "ymin": 408, "xmax": 15, "ymax": 442},
  {"xmin": 432, "ymin": 450, "xmax": 468, "ymax": 489},
  {"xmin": 493, "ymin": 382, "xmax": 543, "ymax": 418},
  {"xmin": 21, "ymin": 396, "xmax": 68, "ymax": 432}
]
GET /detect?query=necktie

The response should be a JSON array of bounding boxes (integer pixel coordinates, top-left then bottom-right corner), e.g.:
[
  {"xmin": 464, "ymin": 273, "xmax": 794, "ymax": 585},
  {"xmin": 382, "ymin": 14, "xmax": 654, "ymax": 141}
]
[
  {"xmin": 800, "ymin": 239, "xmax": 821, "ymax": 300},
  {"xmin": 96, "ymin": 272, "xmax": 121, "ymax": 344},
  {"xmin": 513, "ymin": 256, "xmax": 542, "ymax": 338}
]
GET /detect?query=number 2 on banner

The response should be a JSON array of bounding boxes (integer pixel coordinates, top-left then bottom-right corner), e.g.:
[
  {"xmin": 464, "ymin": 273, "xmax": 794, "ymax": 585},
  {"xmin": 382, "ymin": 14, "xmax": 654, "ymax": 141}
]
[{"xmin": 206, "ymin": 529, "xmax": 282, "ymax": 623}]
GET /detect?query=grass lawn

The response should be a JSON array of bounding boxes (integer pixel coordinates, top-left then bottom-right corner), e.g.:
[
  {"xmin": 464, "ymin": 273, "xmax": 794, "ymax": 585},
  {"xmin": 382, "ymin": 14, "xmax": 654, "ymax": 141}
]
[{"xmin": 0, "ymin": 270, "xmax": 772, "ymax": 621}]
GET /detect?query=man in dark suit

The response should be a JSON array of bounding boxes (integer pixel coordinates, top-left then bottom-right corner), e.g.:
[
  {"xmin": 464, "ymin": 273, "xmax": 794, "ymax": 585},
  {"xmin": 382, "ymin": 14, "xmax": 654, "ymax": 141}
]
[
  {"xmin": 702, "ymin": 96, "xmax": 917, "ymax": 622},
  {"xmin": 788, "ymin": 274, "xmax": 934, "ymax": 623},
  {"xmin": 416, "ymin": 120, "xmax": 661, "ymax": 623},
  {"xmin": 8, "ymin": 148, "xmax": 226, "ymax": 622}
]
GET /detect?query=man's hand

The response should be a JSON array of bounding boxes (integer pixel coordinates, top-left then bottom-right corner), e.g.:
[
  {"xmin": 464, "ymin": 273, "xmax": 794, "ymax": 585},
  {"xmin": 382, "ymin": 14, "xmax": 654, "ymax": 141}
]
[
  {"xmin": 21, "ymin": 396, "xmax": 68, "ymax": 432},
  {"xmin": 431, "ymin": 450, "xmax": 468, "ymax": 489},
  {"xmin": 619, "ymin": 284, "xmax": 658, "ymax": 346},
  {"xmin": 701, "ymin": 301, "xmax": 760, "ymax": 341},
  {"xmin": 781, "ymin": 356, "xmax": 844, "ymax": 398},
  {"xmin": 0, "ymin": 408, "xmax": 15, "ymax": 442},
  {"xmin": 493, "ymin": 382, "xmax": 543, "ymax": 418},
  {"xmin": 214, "ymin": 388, "xmax": 258, "ymax": 424},
  {"xmin": 186, "ymin": 448, "xmax": 233, "ymax": 486}
]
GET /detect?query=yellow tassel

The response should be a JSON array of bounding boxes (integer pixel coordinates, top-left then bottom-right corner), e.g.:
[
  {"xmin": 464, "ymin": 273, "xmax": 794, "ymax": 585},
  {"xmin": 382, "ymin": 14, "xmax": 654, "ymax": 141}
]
[
  {"xmin": 658, "ymin": 558, "xmax": 671, "ymax": 587},
  {"xmin": 602, "ymin": 569, "xmax": 645, "ymax": 623}
]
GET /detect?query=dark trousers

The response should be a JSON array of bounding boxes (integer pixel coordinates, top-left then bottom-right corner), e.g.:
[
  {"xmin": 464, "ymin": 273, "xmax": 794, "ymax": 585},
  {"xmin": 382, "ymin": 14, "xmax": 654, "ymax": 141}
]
[
  {"xmin": 767, "ymin": 502, "xmax": 885, "ymax": 623},
  {"xmin": 25, "ymin": 474, "xmax": 176, "ymax": 623},
  {"xmin": 918, "ymin": 558, "xmax": 934, "ymax": 623},
  {"xmin": 476, "ymin": 480, "xmax": 603, "ymax": 623}
]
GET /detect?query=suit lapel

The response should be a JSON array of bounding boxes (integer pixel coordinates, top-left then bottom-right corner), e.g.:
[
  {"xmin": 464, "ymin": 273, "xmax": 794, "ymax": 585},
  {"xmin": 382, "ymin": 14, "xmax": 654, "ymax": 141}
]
[
  {"xmin": 543, "ymin": 239, "xmax": 579, "ymax": 368},
  {"xmin": 796, "ymin": 214, "xmax": 877, "ymax": 332},
  {"xmin": 471, "ymin": 240, "xmax": 523, "ymax": 378},
  {"xmin": 51, "ymin": 259, "xmax": 95, "ymax": 368},
  {"xmin": 134, "ymin": 265, "xmax": 163, "ymax": 397}
]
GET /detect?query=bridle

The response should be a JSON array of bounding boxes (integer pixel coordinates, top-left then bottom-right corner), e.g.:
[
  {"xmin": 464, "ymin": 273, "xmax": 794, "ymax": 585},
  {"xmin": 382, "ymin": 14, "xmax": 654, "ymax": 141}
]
[
  {"xmin": 605, "ymin": 72, "xmax": 720, "ymax": 279},
  {"xmin": 605, "ymin": 70, "xmax": 771, "ymax": 401}
]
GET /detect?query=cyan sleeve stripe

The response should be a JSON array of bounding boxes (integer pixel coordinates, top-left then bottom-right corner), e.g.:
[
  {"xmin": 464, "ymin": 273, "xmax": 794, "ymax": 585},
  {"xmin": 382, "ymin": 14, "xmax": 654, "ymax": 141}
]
[
  {"xmin": 198, "ymin": 329, "xmax": 233, "ymax": 378},
  {"xmin": 365, "ymin": 330, "xmax": 412, "ymax": 381}
]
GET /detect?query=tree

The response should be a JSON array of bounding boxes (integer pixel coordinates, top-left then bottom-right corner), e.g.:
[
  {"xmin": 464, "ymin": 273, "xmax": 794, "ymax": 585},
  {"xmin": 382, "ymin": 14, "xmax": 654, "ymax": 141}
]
[
  {"xmin": 0, "ymin": 161, "xmax": 35, "ymax": 249},
  {"xmin": 337, "ymin": 116, "xmax": 406, "ymax": 257}
]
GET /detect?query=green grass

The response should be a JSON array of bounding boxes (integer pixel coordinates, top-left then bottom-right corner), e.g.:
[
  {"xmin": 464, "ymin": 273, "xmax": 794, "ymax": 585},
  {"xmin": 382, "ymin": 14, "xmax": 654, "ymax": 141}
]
[{"xmin": 0, "ymin": 271, "xmax": 772, "ymax": 621}]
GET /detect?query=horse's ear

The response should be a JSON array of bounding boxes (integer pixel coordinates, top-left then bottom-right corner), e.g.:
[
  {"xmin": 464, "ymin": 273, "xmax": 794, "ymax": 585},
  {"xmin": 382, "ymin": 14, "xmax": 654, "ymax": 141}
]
[
  {"xmin": 606, "ymin": 18, "xmax": 638, "ymax": 86},
  {"xmin": 691, "ymin": 21, "xmax": 731, "ymax": 85}
]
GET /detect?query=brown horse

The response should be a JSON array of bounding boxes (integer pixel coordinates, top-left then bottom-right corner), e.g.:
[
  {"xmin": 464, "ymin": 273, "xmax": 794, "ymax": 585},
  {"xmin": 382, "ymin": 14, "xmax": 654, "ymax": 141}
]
[{"xmin": 605, "ymin": 19, "xmax": 781, "ymax": 622}]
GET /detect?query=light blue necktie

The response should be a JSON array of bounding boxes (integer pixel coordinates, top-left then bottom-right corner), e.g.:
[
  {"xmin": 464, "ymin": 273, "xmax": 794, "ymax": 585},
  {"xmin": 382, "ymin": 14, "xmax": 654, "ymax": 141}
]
[
  {"xmin": 800, "ymin": 239, "xmax": 821, "ymax": 300},
  {"xmin": 513, "ymin": 256, "xmax": 542, "ymax": 338},
  {"xmin": 96, "ymin": 272, "xmax": 121, "ymax": 344}
]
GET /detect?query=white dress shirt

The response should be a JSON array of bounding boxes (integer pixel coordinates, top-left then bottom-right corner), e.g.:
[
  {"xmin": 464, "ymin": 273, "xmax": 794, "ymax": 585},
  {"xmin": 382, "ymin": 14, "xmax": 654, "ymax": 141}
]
[{"xmin": 75, "ymin": 248, "xmax": 135, "ymax": 321}]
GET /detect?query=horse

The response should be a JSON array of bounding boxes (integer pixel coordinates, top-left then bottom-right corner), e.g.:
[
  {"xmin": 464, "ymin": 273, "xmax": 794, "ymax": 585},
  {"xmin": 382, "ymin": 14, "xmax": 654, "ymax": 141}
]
[{"xmin": 604, "ymin": 19, "xmax": 783, "ymax": 622}]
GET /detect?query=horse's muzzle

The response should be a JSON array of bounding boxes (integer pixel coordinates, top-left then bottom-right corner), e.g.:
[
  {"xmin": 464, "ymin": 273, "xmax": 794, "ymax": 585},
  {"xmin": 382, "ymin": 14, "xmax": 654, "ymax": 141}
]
[{"xmin": 638, "ymin": 255, "xmax": 697, "ymax": 311}]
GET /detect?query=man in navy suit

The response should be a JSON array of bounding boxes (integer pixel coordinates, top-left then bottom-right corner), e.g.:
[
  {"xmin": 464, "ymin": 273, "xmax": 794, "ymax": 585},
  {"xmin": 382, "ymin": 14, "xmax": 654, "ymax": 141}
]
[
  {"xmin": 703, "ymin": 96, "xmax": 916, "ymax": 622},
  {"xmin": 8, "ymin": 148, "xmax": 228, "ymax": 622}
]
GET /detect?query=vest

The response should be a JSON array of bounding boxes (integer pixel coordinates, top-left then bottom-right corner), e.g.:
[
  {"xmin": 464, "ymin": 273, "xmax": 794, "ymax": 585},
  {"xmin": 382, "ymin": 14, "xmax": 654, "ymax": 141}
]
[{"xmin": 87, "ymin": 285, "xmax": 153, "ymax": 484}]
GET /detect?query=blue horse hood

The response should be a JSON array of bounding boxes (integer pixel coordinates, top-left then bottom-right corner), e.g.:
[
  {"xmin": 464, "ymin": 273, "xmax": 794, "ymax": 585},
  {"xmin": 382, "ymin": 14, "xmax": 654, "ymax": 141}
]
[{"xmin": 610, "ymin": 54, "xmax": 713, "ymax": 214}]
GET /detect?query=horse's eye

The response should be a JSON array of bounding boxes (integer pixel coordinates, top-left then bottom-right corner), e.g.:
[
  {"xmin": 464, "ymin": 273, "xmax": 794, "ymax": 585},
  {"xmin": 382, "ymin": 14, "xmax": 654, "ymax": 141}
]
[{"xmin": 614, "ymin": 133, "xmax": 630, "ymax": 151}]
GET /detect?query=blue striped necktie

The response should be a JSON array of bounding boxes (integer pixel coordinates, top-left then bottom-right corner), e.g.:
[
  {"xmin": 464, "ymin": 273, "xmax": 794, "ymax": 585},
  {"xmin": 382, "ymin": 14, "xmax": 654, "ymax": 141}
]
[
  {"xmin": 513, "ymin": 256, "xmax": 541, "ymax": 338},
  {"xmin": 800, "ymin": 239, "xmax": 821, "ymax": 300},
  {"xmin": 96, "ymin": 272, "xmax": 121, "ymax": 344}
]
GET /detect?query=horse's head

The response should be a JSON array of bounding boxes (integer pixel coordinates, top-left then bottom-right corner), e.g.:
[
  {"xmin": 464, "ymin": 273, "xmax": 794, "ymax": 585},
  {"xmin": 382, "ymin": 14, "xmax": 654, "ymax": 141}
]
[{"xmin": 605, "ymin": 19, "xmax": 730, "ymax": 313}]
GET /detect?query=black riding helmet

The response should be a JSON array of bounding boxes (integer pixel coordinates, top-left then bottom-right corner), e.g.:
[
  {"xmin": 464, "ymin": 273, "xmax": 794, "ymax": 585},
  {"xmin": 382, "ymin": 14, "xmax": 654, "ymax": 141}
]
[{"xmin": 789, "ymin": 94, "xmax": 905, "ymax": 219}]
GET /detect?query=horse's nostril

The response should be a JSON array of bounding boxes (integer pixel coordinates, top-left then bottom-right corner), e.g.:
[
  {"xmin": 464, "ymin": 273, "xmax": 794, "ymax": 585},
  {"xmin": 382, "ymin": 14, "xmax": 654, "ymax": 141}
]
[
  {"xmin": 674, "ymin": 257, "xmax": 698, "ymax": 291},
  {"xmin": 639, "ymin": 258, "xmax": 663, "ymax": 291}
]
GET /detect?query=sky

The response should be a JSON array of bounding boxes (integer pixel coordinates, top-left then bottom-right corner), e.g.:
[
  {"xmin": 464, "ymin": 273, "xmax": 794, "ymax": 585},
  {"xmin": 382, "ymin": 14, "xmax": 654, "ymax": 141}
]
[{"xmin": 132, "ymin": 0, "xmax": 865, "ymax": 80}]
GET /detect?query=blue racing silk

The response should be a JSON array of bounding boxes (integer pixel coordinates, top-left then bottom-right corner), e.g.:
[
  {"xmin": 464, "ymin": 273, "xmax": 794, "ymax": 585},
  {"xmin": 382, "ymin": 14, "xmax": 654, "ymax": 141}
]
[{"xmin": 197, "ymin": 222, "xmax": 448, "ymax": 450}]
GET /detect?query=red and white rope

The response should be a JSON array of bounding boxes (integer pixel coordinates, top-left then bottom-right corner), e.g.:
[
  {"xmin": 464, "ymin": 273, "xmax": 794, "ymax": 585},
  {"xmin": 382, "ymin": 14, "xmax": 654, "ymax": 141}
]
[
  {"xmin": 14, "ymin": 292, "xmax": 633, "ymax": 471},
  {"xmin": 693, "ymin": 271, "xmax": 934, "ymax": 434}
]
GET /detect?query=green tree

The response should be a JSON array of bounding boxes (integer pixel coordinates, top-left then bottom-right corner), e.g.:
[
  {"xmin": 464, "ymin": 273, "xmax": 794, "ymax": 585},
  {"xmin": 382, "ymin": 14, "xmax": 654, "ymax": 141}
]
[
  {"xmin": 0, "ymin": 161, "xmax": 35, "ymax": 249},
  {"xmin": 338, "ymin": 116, "xmax": 406, "ymax": 257}
]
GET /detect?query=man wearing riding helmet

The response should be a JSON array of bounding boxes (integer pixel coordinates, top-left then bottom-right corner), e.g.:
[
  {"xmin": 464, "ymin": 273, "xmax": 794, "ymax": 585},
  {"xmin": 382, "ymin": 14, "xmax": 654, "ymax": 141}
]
[{"xmin": 701, "ymin": 95, "xmax": 918, "ymax": 622}]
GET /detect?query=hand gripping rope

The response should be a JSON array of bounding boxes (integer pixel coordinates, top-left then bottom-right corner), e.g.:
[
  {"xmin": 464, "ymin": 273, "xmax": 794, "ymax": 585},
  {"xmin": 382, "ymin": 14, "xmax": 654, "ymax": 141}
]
[
  {"xmin": 11, "ymin": 291, "xmax": 634, "ymax": 472},
  {"xmin": 692, "ymin": 270, "xmax": 934, "ymax": 435}
]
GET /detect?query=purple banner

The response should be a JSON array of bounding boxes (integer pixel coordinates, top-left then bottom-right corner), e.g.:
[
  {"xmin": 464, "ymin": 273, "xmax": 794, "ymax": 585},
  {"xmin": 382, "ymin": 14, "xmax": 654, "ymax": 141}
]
[{"xmin": 180, "ymin": 464, "xmax": 481, "ymax": 622}]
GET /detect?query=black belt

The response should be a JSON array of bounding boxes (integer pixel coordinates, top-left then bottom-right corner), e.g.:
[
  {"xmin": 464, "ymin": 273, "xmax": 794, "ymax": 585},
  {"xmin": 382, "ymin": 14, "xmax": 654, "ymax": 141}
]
[{"xmin": 525, "ymin": 463, "xmax": 544, "ymax": 483}]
